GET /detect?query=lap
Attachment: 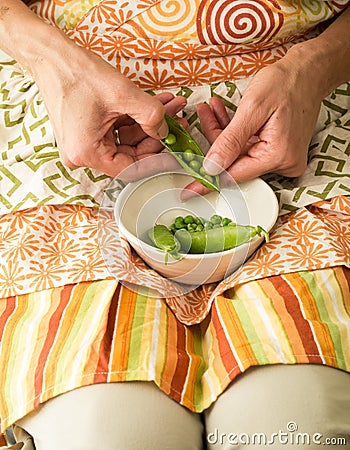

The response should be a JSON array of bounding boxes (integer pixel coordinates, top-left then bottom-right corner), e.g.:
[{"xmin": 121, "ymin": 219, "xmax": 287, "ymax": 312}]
[
  {"xmin": 15, "ymin": 364, "xmax": 350, "ymax": 450},
  {"xmin": 205, "ymin": 364, "xmax": 350, "ymax": 449}
]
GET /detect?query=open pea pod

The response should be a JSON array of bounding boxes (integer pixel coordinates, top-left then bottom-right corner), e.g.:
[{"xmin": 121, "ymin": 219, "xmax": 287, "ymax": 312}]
[{"xmin": 161, "ymin": 114, "xmax": 220, "ymax": 192}]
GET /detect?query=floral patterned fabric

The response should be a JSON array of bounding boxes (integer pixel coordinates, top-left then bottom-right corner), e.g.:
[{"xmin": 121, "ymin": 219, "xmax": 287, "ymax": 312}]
[{"xmin": 0, "ymin": 196, "xmax": 349, "ymax": 325}]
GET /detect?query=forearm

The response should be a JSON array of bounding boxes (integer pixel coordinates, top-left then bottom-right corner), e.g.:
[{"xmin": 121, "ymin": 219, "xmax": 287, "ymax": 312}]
[
  {"xmin": 285, "ymin": 5, "xmax": 350, "ymax": 99},
  {"xmin": 0, "ymin": 0, "xmax": 77, "ymax": 77}
]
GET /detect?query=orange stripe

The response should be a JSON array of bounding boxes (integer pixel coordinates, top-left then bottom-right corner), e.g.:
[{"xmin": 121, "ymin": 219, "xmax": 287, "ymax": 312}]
[
  {"xmin": 93, "ymin": 284, "xmax": 120, "ymax": 383},
  {"xmin": 109, "ymin": 286, "xmax": 137, "ymax": 380},
  {"xmin": 217, "ymin": 295, "xmax": 258, "ymax": 368},
  {"xmin": 285, "ymin": 272, "xmax": 333, "ymax": 363},
  {"xmin": 0, "ymin": 433, "xmax": 7, "ymax": 446},
  {"xmin": 263, "ymin": 276, "xmax": 309, "ymax": 361},
  {"xmin": 169, "ymin": 321, "xmax": 191, "ymax": 403},
  {"xmin": 296, "ymin": 272, "xmax": 339, "ymax": 362},
  {"xmin": 42, "ymin": 283, "xmax": 89, "ymax": 395},
  {"xmin": 0, "ymin": 296, "xmax": 16, "ymax": 341},
  {"xmin": 210, "ymin": 302, "xmax": 241, "ymax": 376},
  {"xmin": 341, "ymin": 267, "xmax": 350, "ymax": 316},
  {"xmin": 0, "ymin": 295, "xmax": 29, "ymax": 420},
  {"xmin": 205, "ymin": 317, "xmax": 233, "ymax": 388},
  {"xmin": 159, "ymin": 310, "xmax": 179, "ymax": 396},
  {"xmin": 34, "ymin": 285, "xmax": 74, "ymax": 404}
]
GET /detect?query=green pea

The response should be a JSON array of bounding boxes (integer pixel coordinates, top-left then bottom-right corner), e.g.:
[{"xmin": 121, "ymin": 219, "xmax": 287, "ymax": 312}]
[
  {"xmin": 184, "ymin": 215, "xmax": 194, "ymax": 224},
  {"xmin": 205, "ymin": 175, "xmax": 214, "ymax": 184},
  {"xmin": 189, "ymin": 160, "xmax": 201, "ymax": 171},
  {"xmin": 199, "ymin": 167, "xmax": 207, "ymax": 177},
  {"xmin": 174, "ymin": 217, "xmax": 185, "ymax": 229},
  {"xmin": 183, "ymin": 149, "xmax": 196, "ymax": 162},
  {"xmin": 164, "ymin": 133, "xmax": 176, "ymax": 145},
  {"xmin": 222, "ymin": 217, "xmax": 232, "ymax": 226},
  {"xmin": 210, "ymin": 214, "xmax": 222, "ymax": 225}
]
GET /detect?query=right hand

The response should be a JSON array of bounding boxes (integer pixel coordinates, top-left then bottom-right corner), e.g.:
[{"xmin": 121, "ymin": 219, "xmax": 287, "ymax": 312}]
[{"xmin": 30, "ymin": 31, "xmax": 186, "ymax": 177}]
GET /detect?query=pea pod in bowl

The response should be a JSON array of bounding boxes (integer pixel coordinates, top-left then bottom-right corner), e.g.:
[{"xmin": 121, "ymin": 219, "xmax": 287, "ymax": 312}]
[
  {"xmin": 161, "ymin": 114, "xmax": 220, "ymax": 192},
  {"xmin": 175, "ymin": 224, "xmax": 269, "ymax": 254}
]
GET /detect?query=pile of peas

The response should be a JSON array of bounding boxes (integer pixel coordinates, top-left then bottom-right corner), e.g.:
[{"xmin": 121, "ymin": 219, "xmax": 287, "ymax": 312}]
[
  {"xmin": 163, "ymin": 133, "xmax": 216, "ymax": 186},
  {"xmin": 169, "ymin": 214, "xmax": 233, "ymax": 234}
]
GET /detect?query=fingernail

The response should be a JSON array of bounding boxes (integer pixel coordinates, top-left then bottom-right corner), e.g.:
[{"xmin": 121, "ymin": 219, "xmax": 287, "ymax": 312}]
[
  {"xmin": 180, "ymin": 188, "xmax": 195, "ymax": 202},
  {"xmin": 157, "ymin": 121, "xmax": 169, "ymax": 139},
  {"xmin": 203, "ymin": 154, "xmax": 224, "ymax": 175}
]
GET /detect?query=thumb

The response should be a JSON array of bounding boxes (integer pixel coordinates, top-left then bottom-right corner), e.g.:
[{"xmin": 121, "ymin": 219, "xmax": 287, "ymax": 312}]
[
  {"xmin": 126, "ymin": 90, "xmax": 168, "ymax": 140},
  {"xmin": 203, "ymin": 103, "xmax": 261, "ymax": 176}
]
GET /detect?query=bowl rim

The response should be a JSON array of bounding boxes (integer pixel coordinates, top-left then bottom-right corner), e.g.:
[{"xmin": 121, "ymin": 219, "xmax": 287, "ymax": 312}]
[{"xmin": 114, "ymin": 171, "xmax": 279, "ymax": 260}]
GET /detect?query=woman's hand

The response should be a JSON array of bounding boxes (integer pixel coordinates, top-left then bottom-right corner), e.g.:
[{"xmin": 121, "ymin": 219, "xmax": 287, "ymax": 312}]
[
  {"xmin": 183, "ymin": 2, "xmax": 350, "ymax": 198},
  {"xmin": 185, "ymin": 53, "xmax": 324, "ymax": 201},
  {"xmin": 0, "ymin": 0, "xmax": 187, "ymax": 177},
  {"xmin": 29, "ymin": 33, "xmax": 187, "ymax": 177}
]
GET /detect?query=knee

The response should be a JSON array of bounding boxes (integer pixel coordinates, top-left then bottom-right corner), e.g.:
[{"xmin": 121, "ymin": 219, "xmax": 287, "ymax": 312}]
[
  {"xmin": 17, "ymin": 382, "xmax": 204, "ymax": 450},
  {"xmin": 205, "ymin": 365, "xmax": 350, "ymax": 450}
]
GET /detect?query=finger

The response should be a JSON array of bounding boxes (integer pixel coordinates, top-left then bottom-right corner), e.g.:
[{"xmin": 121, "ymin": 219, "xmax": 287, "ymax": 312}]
[
  {"xmin": 119, "ymin": 95, "xmax": 187, "ymax": 145},
  {"xmin": 116, "ymin": 152, "xmax": 181, "ymax": 182},
  {"xmin": 164, "ymin": 95, "xmax": 187, "ymax": 117},
  {"xmin": 224, "ymin": 141, "xmax": 275, "ymax": 183},
  {"xmin": 197, "ymin": 102, "xmax": 223, "ymax": 145},
  {"xmin": 180, "ymin": 180, "xmax": 210, "ymax": 201},
  {"xmin": 155, "ymin": 92, "xmax": 175, "ymax": 104},
  {"xmin": 126, "ymin": 90, "xmax": 169, "ymax": 139},
  {"xmin": 209, "ymin": 97, "xmax": 231, "ymax": 129},
  {"xmin": 203, "ymin": 99, "xmax": 269, "ymax": 176}
]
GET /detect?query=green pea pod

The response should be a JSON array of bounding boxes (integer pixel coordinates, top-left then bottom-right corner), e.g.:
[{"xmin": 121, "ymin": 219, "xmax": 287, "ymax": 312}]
[
  {"xmin": 148, "ymin": 224, "xmax": 182, "ymax": 264},
  {"xmin": 161, "ymin": 114, "xmax": 220, "ymax": 192},
  {"xmin": 176, "ymin": 224, "xmax": 269, "ymax": 254}
]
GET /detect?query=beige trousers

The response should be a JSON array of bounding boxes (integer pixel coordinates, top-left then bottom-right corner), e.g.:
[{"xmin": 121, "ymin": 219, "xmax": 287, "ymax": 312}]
[{"xmin": 6, "ymin": 364, "xmax": 350, "ymax": 450}]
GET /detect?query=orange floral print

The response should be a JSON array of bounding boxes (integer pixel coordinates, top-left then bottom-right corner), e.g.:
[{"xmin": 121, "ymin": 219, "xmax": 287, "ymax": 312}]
[
  {"xmin": 139, "ymin": 68, "xmax": 175, "ymax": 90},
  {"xmin": 241, "ymin": 50, "xmax": 278, "ymax": 76},
  {"xmin": 72, "ymin": 31, "xmax": 102, "ymax": 53},
  {"xmin": 286, "ymin": 243, "xmax": 330, "ymax": 268},
  {"xmin": 213, "ymin": 58, "xmax": 245, "ymax": 82},
  {"xmin": 2, "ymin": 235, "xmax": 41, "ymax": 261},
  {"xmin": 242, "ymin": 253, "xmax": 286, "ymax": 277},
  {"xmin": 174, "ymin": 60, "xmax": 210, "ymax": 86},
  {"xmin": 0, "ymin": 260, "xmax": 26, "ymax": 297},
  {"xmin": 101, "ymin": 35, "xmax": 136, "ymax": 60},
  {"xmin": 280, "ymin": 217, "xmax": 324, "ymax": 246},
  {"xmin": 135, "ymin": 40, "xmax": 174, "ymax": 59}
]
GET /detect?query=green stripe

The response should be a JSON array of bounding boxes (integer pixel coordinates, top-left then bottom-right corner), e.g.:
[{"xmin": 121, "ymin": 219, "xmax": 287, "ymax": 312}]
[
  {"xmin": 192, "ymin": 322, "xmax": 207, "ymax": 409},
  {"xmin": 232, "ymin": 296, "xmax": 270, "ymax": 365},
  {"xmin": 126, "ymin": 291, "xmax": 148, "ymax": 378},
  {"xmin": 159, "ymin": 299, "xmax": 170, "ymax": 386},
  {"xmin": 299, "ymin": 271, "xmax": 346, "ymax": 370},
  {"xmin": 258, "ymin": 281, "xmax": 296, "ymax": 361},
  {"xmin": 54, "ymin": 283, "xmax": 101, "ymax": 388}
]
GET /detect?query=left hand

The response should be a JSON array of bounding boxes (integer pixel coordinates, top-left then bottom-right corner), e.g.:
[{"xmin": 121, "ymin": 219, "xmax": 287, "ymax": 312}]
[{"xmin": 182, "ymin": 54, "xmax": 324, "ymax": 197}]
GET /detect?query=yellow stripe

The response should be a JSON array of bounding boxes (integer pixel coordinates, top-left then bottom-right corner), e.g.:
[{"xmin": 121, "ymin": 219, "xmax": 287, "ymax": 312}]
[
  {"xmin": 287, "ymin": 272, "xmax": 337, "ymax": 364},
  {"xmin": 314, "ymin": 270, "xmax": 350, "ymax": 366},
  {"xmin": 237, "ymin": 281, "xmax": 296, "ymax": 362}
]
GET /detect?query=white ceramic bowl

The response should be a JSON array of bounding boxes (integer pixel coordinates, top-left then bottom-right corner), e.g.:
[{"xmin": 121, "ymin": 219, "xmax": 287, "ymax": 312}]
[{"xmin": 115, "ymin": 172, "xmax": 279, "ymax": 285}]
